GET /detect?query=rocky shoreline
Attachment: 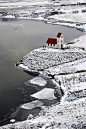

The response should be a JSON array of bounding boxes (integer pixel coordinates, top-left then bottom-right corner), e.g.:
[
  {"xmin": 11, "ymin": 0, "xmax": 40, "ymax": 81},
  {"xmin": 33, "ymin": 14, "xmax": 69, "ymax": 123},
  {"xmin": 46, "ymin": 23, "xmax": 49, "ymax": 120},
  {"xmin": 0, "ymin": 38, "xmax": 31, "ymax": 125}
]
[{"xmin": 4, "ymin": 45, "xmax": 85, "ymax": 129}]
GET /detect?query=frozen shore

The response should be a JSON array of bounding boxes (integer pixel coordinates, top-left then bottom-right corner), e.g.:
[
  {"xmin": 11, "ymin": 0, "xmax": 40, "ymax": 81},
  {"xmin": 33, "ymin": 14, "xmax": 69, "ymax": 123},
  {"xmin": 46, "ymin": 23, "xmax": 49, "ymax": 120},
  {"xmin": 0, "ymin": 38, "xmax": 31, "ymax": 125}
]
[
  {"xmin": 1, "ymin": 47, "xmax": 86, "ymax": 128},
  {"xmin": 0, "ymin": 0, "xmax": 86, "ymax": 128},
  {"xmin": 1, "ymin": 98, "xmax": 86, "ymax": 129}
]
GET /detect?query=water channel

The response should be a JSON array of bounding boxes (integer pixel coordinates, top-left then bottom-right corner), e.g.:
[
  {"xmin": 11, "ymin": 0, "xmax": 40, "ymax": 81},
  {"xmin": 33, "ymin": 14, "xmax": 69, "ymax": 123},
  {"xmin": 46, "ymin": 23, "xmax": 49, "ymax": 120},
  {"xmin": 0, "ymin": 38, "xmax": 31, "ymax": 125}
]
[{"xmin": 0, "ymin": 19, "xmax": 83, "ymax": 126}]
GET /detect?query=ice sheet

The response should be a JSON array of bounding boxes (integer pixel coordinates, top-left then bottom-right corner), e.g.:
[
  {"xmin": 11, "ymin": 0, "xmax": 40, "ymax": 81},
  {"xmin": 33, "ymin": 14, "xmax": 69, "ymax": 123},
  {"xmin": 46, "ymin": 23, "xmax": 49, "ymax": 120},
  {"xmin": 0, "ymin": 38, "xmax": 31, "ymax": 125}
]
[{"xmin": 31, "ymin": 88, "xmax": 57, "ymax": 100}]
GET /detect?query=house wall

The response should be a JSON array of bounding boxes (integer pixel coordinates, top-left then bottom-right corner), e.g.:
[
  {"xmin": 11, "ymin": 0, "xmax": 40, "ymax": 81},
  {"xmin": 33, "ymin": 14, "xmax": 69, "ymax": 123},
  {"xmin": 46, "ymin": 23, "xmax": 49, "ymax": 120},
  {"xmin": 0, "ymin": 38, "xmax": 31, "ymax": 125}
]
[
  {"xmin": 56, "ymin": 34, "xmax": 64, "ymax": 48},
  {"xmin": 46, "ymin": 43, "xmax": 56, "ymax": 48}
]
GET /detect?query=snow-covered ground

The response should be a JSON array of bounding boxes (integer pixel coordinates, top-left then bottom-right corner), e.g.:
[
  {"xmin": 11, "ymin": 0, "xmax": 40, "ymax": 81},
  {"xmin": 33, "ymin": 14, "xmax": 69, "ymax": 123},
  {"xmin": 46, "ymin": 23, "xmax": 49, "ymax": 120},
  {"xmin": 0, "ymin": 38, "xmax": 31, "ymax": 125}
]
[
  {"xmin": 68, "ymin": 33, "xmax": 86, "ymax": 49},
  {"xmin": 0, "ymin": 0, "xmax": 86, "ymax": 31},
  {"xmin": 21, "ymin": 47, "xmax": 86, "ymax": 72},
  {"xmin": 1, "ymin": 0, "xmax": 86, "ymax": 128}
]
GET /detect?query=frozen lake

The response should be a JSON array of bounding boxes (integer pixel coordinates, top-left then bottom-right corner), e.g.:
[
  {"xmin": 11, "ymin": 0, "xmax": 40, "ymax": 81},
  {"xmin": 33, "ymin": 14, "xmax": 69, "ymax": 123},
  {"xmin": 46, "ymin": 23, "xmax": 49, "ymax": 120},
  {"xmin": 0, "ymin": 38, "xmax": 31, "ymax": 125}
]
[{"xmin": 0, "ymin": 19, "xmax": 83, "ymax": 126}]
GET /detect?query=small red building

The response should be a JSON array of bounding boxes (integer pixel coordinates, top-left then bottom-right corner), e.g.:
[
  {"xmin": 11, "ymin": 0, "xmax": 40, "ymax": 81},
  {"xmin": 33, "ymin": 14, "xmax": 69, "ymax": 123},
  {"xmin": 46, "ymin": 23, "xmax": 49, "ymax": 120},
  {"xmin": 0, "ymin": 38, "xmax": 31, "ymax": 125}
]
[{"xmin": 46, "ymin": 33, "xmax": 64, "ymax": 49}]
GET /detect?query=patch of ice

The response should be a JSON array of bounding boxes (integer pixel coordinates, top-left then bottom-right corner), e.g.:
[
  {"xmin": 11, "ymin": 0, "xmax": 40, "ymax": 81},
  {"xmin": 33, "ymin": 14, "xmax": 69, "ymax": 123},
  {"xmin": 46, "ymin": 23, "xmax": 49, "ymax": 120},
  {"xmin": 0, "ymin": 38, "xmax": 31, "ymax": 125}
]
[
  {"xmin": 31, "ymin": 88, "xmax": 57, "ymax": 100},
  {"xmin": 29, "ymin": 77, "xmax": 47, "ymax": 86},
  {"xmin": 21, "ymin": 100, "xmax": 44, "ymax": 110},
  {"xmin": 10, "ymin": 119, "xmax": 16, "ymax": 123}
]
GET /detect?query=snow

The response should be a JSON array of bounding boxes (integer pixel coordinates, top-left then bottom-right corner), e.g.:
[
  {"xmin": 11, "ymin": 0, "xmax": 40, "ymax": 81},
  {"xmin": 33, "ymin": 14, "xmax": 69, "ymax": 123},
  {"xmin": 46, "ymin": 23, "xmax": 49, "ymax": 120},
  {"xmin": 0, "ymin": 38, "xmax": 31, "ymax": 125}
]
[
  {"xmin": 29, "ymin": 77, "xmax": 47, "ymax": 86},
  {"xmin": 31, "ymin": 88, "xmax": 57, "ymax": 100},
  {"xmin": 18, "ymin": 64, "xmax": 29, "ymax": 70},
  {"xmin": 21, "ymin": 100, "xmax": 44, "ymax": 110},
  {"xmin": 1, "ymin": 0, "xmax": 86, "ymax": 128},
  {"xmin": 1, "ymin": 99, "xmax": 86, "ymax": 129},
  {"xmin": 73, "ymin": 60, "xmax": 86, "ymax": 71},
  {"xmin": 2, "ymin": 15, "xmax": 15, "ymax": 19},
  {"xmin": 68, "ymin": 34, "xmax": 86, "ymax": 49},
  {"xmin": 73, "ymin": 81, "xmax": 86, "ymax": 91},
  {"xmin": 22, "ymin": 47, "xmax": 86, "ymax": 72},
  {"xmin": 0, "ymin": 1, "xmax": 49, "ymax": 7},
  {"xmin": 48, "ymin": 13, "xmax": 86, "ymax": 23}
]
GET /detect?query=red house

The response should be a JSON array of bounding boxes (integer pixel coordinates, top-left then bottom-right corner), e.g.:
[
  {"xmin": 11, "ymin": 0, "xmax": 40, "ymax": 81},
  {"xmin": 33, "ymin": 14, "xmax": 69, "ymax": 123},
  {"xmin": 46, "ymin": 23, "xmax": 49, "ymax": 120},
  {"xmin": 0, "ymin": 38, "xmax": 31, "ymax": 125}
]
[{"xmin": 46, "ymin": 33, "xmax": 64, "ymax": 49}]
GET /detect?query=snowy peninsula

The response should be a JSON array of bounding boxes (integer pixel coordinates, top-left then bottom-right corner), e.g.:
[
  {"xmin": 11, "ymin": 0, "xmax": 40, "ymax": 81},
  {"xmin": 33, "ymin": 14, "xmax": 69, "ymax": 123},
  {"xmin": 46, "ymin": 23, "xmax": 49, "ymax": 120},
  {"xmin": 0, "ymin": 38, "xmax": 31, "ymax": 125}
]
[
  {"xmin": 1, "ymin": 41, "xmax": 86, "ymax": 129},
  {"xmin": 0, "ymin": 0, "xmax": 86, "ymax": 129}
]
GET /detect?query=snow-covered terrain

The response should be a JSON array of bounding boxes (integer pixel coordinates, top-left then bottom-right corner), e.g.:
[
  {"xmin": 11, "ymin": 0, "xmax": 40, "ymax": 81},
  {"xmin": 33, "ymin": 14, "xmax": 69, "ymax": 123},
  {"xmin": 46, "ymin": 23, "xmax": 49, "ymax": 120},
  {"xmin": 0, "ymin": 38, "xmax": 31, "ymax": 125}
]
[
  {"xmin": 68, "ymin": 33, "xmax": 86, "ymax": 49},
  {"xmin": 1, "ymin": 0, "xmax": 86, "ymax": 129},
  {"xmin": 21, "ymin": 47, "xmax": 86, "ymax": 71},
  {"xmin": 1, "ymin": 98, "xmax": 86, "ymax": 129},
  {"xmin": 0, "ymin": 0, "xmax": 86, "ymax": 31}
]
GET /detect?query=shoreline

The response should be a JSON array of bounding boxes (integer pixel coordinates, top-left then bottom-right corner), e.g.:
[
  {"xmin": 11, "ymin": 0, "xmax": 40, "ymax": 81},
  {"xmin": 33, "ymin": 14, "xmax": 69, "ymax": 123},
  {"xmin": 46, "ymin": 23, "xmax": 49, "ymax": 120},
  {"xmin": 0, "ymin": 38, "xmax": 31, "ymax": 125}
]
[{"xmin": 1, "ymin": 18, "xmax": 86, "ymax": 129}]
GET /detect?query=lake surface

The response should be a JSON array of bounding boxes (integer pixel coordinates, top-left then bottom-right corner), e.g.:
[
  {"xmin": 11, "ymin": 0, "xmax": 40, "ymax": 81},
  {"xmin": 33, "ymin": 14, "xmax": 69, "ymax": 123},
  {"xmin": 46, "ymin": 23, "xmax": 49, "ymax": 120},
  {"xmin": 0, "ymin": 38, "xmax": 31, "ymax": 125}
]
[{"xmin": 0, "ymin": 19, "xmax": 83, "ymax": 126}]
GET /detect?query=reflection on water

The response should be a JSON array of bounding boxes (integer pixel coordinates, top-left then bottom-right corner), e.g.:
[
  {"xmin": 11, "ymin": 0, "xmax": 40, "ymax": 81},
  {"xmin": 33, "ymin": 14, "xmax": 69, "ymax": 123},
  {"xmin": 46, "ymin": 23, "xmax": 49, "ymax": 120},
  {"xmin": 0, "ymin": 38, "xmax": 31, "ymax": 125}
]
[{"xmin": 0, "ymin": 19, "xmax": 83, "ymax": 126}]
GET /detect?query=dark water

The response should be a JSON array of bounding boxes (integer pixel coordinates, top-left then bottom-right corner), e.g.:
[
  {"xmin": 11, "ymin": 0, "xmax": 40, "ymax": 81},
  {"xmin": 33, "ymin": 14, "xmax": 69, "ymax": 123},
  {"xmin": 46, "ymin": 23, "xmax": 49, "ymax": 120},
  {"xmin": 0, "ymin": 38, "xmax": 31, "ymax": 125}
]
[{"xmin": 0, "ymin": 19, "xmax": 83, "ymax": 126}]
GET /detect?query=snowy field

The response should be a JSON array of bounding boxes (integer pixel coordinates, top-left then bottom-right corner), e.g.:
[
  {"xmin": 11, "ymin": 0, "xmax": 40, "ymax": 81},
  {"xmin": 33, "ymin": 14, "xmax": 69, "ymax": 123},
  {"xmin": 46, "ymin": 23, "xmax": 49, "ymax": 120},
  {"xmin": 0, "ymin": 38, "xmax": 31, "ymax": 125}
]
[
  {"xmin": 1, "ymin": 0, "xmax": 86, "ymax": 128},
  {"xmin": 0, "ymin": 0, "xmax": 86, "ymax": 31},
  {"xmin": 68, "ymin": 33, "xmax": 86, "ymax": 49}
]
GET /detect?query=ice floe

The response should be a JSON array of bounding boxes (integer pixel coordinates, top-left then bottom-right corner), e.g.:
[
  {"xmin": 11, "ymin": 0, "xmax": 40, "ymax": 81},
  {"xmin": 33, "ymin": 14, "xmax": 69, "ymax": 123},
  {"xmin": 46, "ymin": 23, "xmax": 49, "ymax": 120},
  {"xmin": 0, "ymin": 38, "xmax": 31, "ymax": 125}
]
[
  {"xmin": 10, "ymin": 119, "xmax": 16, "ymax": 123},
  {"xmin": 31, "ymin": 88, "xmax": 57, "ymax": 100},
  {"xmin": 29, "ymin": 77, "xmax": 47, "ymax": 86},
  {"xmin": 21, "ymin": 100, "xmax": 44, "ymax": 110}
]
